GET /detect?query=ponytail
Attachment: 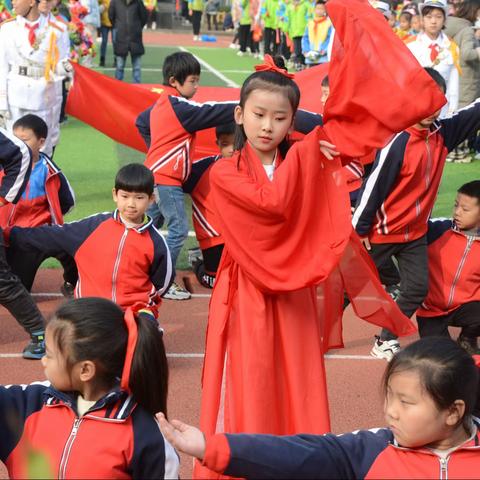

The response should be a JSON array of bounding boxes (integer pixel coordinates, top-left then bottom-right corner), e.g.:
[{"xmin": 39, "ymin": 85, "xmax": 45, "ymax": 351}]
[{"xmin": 130, "ymin": 314, "xmax": 169, "ymax": 416}]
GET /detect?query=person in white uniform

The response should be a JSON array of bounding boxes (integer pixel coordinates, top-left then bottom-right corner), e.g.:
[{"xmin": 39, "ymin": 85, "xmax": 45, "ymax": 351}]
[
  {"xmin": 0, "ymin": 0, "xmax": 71, "ymax": 156},
  {"xmin": 407, "ymin": 0, "xmax": 460, "ymax": 117}
]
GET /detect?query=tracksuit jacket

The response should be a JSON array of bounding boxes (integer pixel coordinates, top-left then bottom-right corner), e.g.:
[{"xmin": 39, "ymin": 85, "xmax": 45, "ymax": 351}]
[
  {"xmin": 0, "ymin": 153, "xmax": 74, "ymax": 228},
  {"xmin": 0, "ymin": 128, "xmax": 32, "ymax": 205},
  {"xmin": 417, "ymin": 219, "xmax": 480, "ymax": 318},
  {"xmin": 201, "ymin": 419, "xmax": 480, "ymax": 479},
  {"xmin": 142, "ymin": 86, "xmax": 236, "ymax": 186},
  {"xmin": 353, "ymin": 99, "xmax": 480, "ymax": 244},
  {"xmin": 0, "ymin": 382, "xmax": 179, "ymax": 479},
  {"xmin": 8, "ymin": 210, "xmax": 173, "ymax": 316},
  {"xmin": 182, "ymin": 154, "xmax": 223, "ymax": 250}
]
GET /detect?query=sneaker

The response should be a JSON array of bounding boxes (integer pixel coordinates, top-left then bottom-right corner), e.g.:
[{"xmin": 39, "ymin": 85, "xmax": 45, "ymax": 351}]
[
  {"xmin": 23, "ymin": 331, "xmax": 45, "ymax": 360},
  {"xmin": 237, "ymin": 50, "xmax": 244, "ymax": 56},
  {"xmin": 193, "ymin": 35, "xmax": 199, "ymax": 41},
  {"xmin": 229, "ymin": 42, "xmax": 237, "ymax": 49},
  {"xmin": 163, "ymin": 282, "xmax": 191, "ymax": 300},
  {"xmin": 61, "ymin": 281, "xmax": 75, "ymax": 298},
  {"xmin": 188, "ymin": 247, "xmax": 203, "ymax": 267},
  {"xmin": 457, "ymin": 336, "xmax": 480, "ymax": 355},
  {"xmin": 370, "ymin": 336, "xmax": 401, "ymax": 361},
  {"xmin": 385, "ymin": 284, "xmax": 401, "ymax": 301}
]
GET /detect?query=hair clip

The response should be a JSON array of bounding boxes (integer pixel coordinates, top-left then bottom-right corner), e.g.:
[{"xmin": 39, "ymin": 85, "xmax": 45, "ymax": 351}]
[{"xmin": 254, "ymin": 54, "xmax": 295, "ymax": 79}]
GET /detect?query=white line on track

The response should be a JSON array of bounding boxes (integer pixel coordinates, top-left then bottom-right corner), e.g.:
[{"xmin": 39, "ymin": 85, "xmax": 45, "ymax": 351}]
[
  {"xmin": 179, "ymin": 46, "xmax": 239, "ymax": 88},
  {"xmin": 0, "ymin": 352, "xmax": 379, "ymax": 360}
]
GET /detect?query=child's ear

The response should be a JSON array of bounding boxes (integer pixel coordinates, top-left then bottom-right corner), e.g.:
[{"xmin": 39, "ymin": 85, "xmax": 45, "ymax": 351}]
[
  {"xmin": 234, "ymin": 105, "xmax": 243, "ymax": 125},
  {"xmin": 445, "ymin": 400, "xmax": 466, "ymax": 427},
  {"xmin": 112, "ymin": 188, "xmax": 118, "ymax": 202},
  {"xmin": 39, "ymin": 138, "xmax": 46, "ymax": 149},
  {"xmin": 168, "ymin": 76, "xmax": 178, "ymax": 88},
  {"xmin": 149, "ymin": 193, "xmax": 155, "ymax": 204},
  {"xmin": 79, "ymin": 360, "xmax": 97, "ymax": 382}
]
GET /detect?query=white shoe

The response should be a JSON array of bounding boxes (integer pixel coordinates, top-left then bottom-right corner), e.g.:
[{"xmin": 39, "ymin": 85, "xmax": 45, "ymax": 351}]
[
  {"xmin": 370, "ymin": 336, "xmax": 401, "ymax": 361},
  {"xmin": 237, "ymin": 50, "xmax": 244, "ymax": 56},
  {"xmin": 229, "ymin": 42, "xmax": 237, "ymax": 49},
  {"xmin": 152, "ymin": 22, "xmax": 157, "ymax": 29},
  {"xmin": 193, "ymin": 35, "xmax": 199, "ymax": 41},
  {"xmin": 163, "ymin": 282, "xmax": 191, "ymax": 300}
]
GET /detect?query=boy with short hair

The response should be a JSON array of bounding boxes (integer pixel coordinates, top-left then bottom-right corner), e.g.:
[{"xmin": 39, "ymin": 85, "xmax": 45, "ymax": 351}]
[
  {"xmin": 5, "ymin": 114, "xmax": 77, "ymax": 295},
  {"xmin": 302, "ymin": 0, "xmax": 333, "ymax": 65},
  {"xmin": 353, "ymin": 68, "xmax": 480, "ymax": 361},
  {"xmin": 0, "ymin": 128, "xmax": 47, "ymax": 360},
  {"xmin": 139, "ymin": 51, "xmax": 236, "ymax": 300},
  {"xmin": 183, "ymin": 122, "xmax": 235, "ymax": 288},
  {"xmin": 416, "ymin": 180, "xmax": 480, "ymax": 355},
  {"xmin": 8, "ymin": 163, "xmax": 173, "ymax": 320}
]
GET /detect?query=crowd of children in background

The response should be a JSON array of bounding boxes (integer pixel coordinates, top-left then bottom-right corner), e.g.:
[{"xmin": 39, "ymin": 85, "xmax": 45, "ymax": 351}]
[{"xmin": 0, "ymin": 0, "xmax": 479, "ymax": 476}]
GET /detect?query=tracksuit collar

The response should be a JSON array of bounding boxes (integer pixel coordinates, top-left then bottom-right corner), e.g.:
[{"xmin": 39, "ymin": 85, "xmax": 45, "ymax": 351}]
[{"xmin": 113, "ymin": 209, "xmax": 153, "ymax": 233}]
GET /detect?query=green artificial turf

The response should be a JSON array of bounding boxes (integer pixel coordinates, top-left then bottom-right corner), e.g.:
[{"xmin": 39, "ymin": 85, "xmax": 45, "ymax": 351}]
[{"xmin": 43, "ymin": 43, "xmax": 479, "ymax": 270}]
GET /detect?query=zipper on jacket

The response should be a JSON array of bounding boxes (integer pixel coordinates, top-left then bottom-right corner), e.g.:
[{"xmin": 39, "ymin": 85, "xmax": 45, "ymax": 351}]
[
  {"xmin": 111, "ymin": 228, "xmax": 129, "ymax": 303},
  {"xmin": 446, "ymin": 236, "xmax": 474, "ymax": 308},
  {"xmin": 439, "ymin": 457, "xmax": 449, "ymax": 480},
  {"xmin": 58, "ymin": 418, "xmax": 82, "ymax": 479}
]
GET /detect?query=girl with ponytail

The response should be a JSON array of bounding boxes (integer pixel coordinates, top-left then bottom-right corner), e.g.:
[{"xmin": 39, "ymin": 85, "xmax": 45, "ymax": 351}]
[{"xmin": 0, "ymin": 297, "xmax": 178, "ymax": 479}]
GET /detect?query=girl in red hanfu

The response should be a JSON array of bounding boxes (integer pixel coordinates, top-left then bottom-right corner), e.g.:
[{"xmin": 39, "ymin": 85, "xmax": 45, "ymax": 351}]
[{"xmin": 194, "ymin": 0, "xmax": 447, "ymax": 478}]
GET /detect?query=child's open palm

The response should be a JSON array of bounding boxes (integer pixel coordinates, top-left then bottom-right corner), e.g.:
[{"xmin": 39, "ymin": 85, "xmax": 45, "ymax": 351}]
[{"xmin": 156, "ymin": 413, "xmax": 206, "ymax": 459}]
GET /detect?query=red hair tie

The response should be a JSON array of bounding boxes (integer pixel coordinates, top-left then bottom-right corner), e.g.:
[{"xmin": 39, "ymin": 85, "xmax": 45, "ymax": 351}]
[
  {"xmin": 121, "ymin": 307, "xmax": 139, "ymax": 392},
  {"xmin": 254, "ymin": 54, "xmax": 295, "ymax": 79},
  {"xmin": 474, "ymin": 355, "xmax": 480, "ymax": 369}
]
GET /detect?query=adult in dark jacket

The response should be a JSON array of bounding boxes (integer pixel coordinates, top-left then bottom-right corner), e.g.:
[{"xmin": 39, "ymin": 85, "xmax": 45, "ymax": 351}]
[{"xmin": 109, "ymin": 0, "xmax": 148, "ymax": 83}]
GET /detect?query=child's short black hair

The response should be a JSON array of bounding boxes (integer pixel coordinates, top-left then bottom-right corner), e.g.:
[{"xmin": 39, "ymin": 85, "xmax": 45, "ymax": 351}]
[
  {"xmin": 162, "ymin": 52, "xmax": 201, "ymax": 86},
  {"xmin": 12, "ymin": 114, "xmax": 48, "ymax": 140},
  {"xmin": 114, "ymin": 163, "xmax": 154, "ymax": 196},
  {"xmin": 215, "ymin": 122, "xmax": 236, "ymax": 138},
  {"xmin": 458, "ymin": 180, "xmax": 480, "ymax": 204},
  {"xmin": 424, "ymin": 67, "xmax": 447, "ymax": 93},
  {"xmin": 321, "ymin": 75, "xmax": 329, "ymax": 87},
  {"xmin": 315, "ymin": 0, "xmax": 326, "ymax": 5}
]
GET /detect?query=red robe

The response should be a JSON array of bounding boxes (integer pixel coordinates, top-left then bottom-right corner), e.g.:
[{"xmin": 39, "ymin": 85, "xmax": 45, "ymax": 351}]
[{"xmin": 194, "ymin": 131, "xmax": 416, "ymax": 479}]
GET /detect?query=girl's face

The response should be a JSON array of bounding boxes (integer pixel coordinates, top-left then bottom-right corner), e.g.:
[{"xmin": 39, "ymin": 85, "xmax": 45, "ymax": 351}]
[
  {"xmin": 399, "ymin": 15, "xmax": 411, "ymax": 31},
  {"xmin": 12, "ymin": 0, "xmax": 36, "ymax": 16},
  {"xmin": 384, "ymin": 371, "xmax": 459, "ymax": 449},
  {"xmin": 422, "ymin": 9, "xmax": 445, "ymax": 37},
  {"xmin": 42, "ymin": 326, "xmax": 77, "ymax": 392},
  {"xmin": 235, "ymin": 88, "xmax": 294, "ymax": 163}
]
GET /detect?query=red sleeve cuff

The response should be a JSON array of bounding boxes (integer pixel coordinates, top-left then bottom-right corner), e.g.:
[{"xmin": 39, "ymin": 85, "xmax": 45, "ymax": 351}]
[{"xmin": 202, "ymin": 434, "xmax": 231, "ymax": 473}]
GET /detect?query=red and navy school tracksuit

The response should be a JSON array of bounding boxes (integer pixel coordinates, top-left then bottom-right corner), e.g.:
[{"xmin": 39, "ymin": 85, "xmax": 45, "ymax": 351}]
[
  {"xmin": 141, "ymin": 87, "xmax": 236, "ymax": 186},
  {"xmin": 9, "ymin": 210, "xmax": 173, "ymax": 317},
  {"xmin": 0, "ymin": 129, "xmax": 45, "ymax": 335},
  {"xmin": 416, "ymin": 219, "xmax": 480, "ymax": 339},
  {"xmin": 182, "ymin": 154, "xmax": 224, "ymax": 288},
  {"xmin": 352, "ymin": 99, "xmax": 480, "ymax": 324},
  {"xmin": 0, "ymin": 382, "xmax": 179, "ymax": 479},
  {"xmin": 201, "ymin": 420, "xmax": 480, "ymax": 479},
  {"xmin": 0, "ymin": 153, "xmax": 78, "ymax": 291}
]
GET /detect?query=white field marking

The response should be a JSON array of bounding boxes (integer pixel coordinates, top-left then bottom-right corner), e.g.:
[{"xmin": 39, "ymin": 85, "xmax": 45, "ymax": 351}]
[
  {"xmin": 179, "ymin": 46, "xmax": 239, "ymax": 88},
  {"xmin": 99, "ymin": 67, "xmax": 250, "ymax": 74},
  {"xmin": 0, "ymin": 352, "xmax": 380, "ymax": 360},
  {"xmin": 29, "ymin": 292, "xmax": 212, "ymax": 298}
]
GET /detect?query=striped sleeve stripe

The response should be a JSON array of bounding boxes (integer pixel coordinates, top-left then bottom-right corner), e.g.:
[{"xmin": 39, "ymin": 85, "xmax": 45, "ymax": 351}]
[
  {"xmin": 192, "ymin": 201, "xmax": 219, "ymax": 237},
  {"xmin": 352, "ymin": 134, "xmax": 401, "ymax": 229},
  {"xmin": 152, "ymin": 226, "xmax": 173, "ymax": 296}
]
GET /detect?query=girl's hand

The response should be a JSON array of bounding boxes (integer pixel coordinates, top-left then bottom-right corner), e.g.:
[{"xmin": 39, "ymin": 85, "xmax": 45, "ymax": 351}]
[
  {"xmin": 319, "ymin": 140, "xmax": 339, "ymax": 160},
  {"xmin": 156, "ymin": 413, "xmax": 206, "ymax": 459}
]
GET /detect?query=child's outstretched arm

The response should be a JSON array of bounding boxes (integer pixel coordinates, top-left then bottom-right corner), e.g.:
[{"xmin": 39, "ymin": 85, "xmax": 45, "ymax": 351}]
[{"xmin": 157, "ymin": 414, "xmax": 391, "ymax": 479}]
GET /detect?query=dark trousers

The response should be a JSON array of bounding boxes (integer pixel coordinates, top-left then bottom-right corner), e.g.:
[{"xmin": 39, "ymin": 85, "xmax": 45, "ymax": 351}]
[
  {"xmin": 194, "ymin": 244, "xmax": 224, "ymax": 289},
  {"xmin": 238, "ymin": 24, "xmax": 251, "ymax": 52},
  {"xmin": 146, "ymin": 9, "xmax": 157, "ymax": 28},
  {"xmin": 191, "ymin": 10, "xmax": 202, "ymax": 35},
  {"xmin": 7, "ymin": 248, "xmax": 78, "ymax": 292},
  {"xmin": 264, "ymin": 27, "xmax": 278, "ymax": 56},
  {"xmin": 206, "ymin": 13, "xmax": 218, "ymax": 30},
  {"xmin": 369, "ymin": 235, "xmax": 429, "ymax": 341},
  {"xmin": 292, "ymin": 36, "xmax": 304, "ymax": 65},
  {"xmin": 279, "ymin": 32, "xmax": 291, "ymax": 60},
  {"xmin": 0, "ymin": 229, "xmax": 44, "ymax": 334},
  {"xmin": 417, "ymin": 302, "xmax": 480, "ymax": 339}
]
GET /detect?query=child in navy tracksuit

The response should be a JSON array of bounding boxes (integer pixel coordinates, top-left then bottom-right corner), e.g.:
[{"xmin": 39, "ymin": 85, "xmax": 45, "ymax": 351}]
[
  {"xmin": 0, "ymin": 128, "xmax": 46, "ymax": 360},
  {"xmin": 352, "ymin": 68, "xmax": 480, "ymax": 361},
  {"xmin": 0, "ymin": 297, "xmax": 179, "ymax": 479},
  {"xmin": 4, "ymin": 114, "xmax": 77, "ymax": 295},
  {"xmin": 141, "ymin": 51, "xmax": 236, "ymax": 300},
  {"xmin": 159, "ymin": 337, "xmax": 480, "ymax": 479},
  {"xmin": 416, "ymin": 180, "xmax": 480, "ymax": 354},
  {"xmin": 7, "ymin": 164, "xmax": 173, "ymax": 321}
]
